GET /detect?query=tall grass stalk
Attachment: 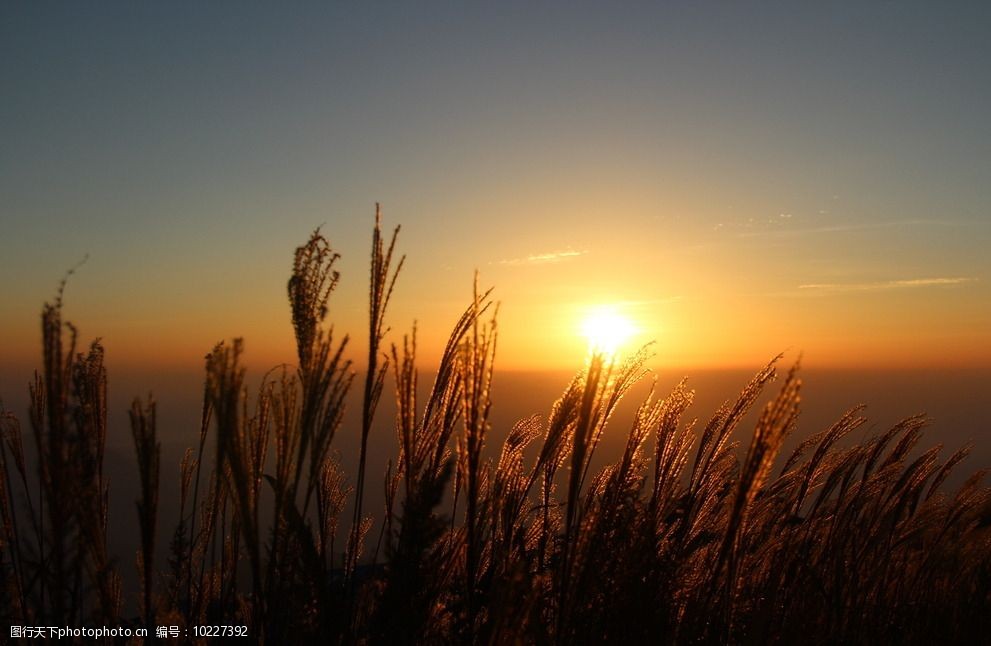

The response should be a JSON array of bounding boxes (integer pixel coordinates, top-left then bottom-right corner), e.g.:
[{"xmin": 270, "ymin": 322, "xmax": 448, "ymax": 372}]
[
  {"xmin": 129, "ymin": 396, "xmax": 160, "ymax": 637},
  {"xmin": 347, "ymin": 205, "xmax": 403, "ymax": 584}
]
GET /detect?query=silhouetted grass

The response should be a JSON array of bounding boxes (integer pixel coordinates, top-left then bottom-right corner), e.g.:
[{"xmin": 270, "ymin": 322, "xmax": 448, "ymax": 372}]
[{"xmin": 2, "ymin": 213, "xmax": 989, "ymax": 644}]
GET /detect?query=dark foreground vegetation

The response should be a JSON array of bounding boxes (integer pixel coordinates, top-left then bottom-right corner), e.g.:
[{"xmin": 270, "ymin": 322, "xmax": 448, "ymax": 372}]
[{"xmin": 2, "ymin": 213, "xmax": 990, "ymax": 644}]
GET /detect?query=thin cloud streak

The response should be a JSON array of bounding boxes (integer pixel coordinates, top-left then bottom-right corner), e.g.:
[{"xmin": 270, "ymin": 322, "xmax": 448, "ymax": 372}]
[
  {"xmin": 737, "ymin": 218, "xmax": 968, "ymax": 239},
  {"xmin": 798, "ymin": 277, "xmax": 976, "ymax": 293},
  {"xmin": 498, "ymin": 249, "xmax": 587, "ymax": 266}
]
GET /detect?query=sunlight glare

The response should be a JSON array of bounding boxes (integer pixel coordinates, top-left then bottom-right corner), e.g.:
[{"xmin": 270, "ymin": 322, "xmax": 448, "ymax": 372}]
[{"xmin": 580, "ymin": 306, "xmax": 636, "ymax": 357}]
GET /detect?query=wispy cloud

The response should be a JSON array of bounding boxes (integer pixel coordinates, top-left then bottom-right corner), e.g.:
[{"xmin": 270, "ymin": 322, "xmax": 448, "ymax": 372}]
[
  {"xmin": 497, "ymin": 249, "xmax": 587, "ymax": 266},
  {"xmin": 737, "ymin": 218, "xmax": 967, "ymax": 239},
  {"xmin": 798, "ymin": 277, "xmax": 976, "ymax": 293}
]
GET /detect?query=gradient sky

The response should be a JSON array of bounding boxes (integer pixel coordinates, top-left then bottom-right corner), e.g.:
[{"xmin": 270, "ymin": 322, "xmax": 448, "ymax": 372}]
[{"xmin": 2, "ymin": 2, "xmax": 990, "ymax": 376}]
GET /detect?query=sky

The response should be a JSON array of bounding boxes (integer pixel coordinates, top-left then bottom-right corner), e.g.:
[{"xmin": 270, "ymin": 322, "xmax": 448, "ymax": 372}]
[{"xmin": 2, "ymin": 2, "xmax": 990, "ymax": 377}]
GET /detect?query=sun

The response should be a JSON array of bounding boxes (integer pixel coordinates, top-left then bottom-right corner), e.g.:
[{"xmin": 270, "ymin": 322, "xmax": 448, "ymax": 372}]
[{"xmin": 580, "ymin": 306, "xmax": 636, "ymax": 357}]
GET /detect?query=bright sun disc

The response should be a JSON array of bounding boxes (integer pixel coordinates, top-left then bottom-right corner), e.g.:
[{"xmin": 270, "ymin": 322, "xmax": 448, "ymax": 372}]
[{"xmin": 580, "ymin": 307, "xmax": 636, "ymax": 356}]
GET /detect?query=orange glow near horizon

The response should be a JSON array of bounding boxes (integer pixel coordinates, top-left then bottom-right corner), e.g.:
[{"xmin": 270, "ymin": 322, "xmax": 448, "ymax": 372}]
[{"xmin": 2, "ymin": 260, "xmax": 989, "ymax": 379}]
